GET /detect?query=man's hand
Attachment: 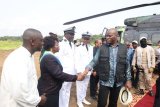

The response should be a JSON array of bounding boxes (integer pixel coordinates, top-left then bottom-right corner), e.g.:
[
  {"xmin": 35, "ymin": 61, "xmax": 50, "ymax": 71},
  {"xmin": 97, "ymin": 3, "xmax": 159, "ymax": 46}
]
[
  {"xmin": 82, "ymin": 68, "xmax": 89, "ymax": 76},
  {"xmin": 148, "ymin": 67, "xmax": 154, "ymax": 73},
  {"xmin": 125, "ymin": 80, "xmax": 132, "ymax": 89},
  {"xmin": 132, "ymin": 66, "xmax": 137, "ymax": 72},
  {"xmin": 138, "ymin": 65, "xmax": 144, "ymax": 70},
  {"xmin": 77, "ymin": 73, "xmax": 85, "ymax": 81},
  {"xmin": 38, "ymin": 94, "xmax": 47, "ymax": 106}
]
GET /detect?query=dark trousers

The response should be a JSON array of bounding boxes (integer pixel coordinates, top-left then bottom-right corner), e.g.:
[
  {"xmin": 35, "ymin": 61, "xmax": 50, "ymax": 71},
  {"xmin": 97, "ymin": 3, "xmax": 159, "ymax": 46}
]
[
  {"xmin": 90, "ymin": 74, "xmax": 99, "ymax": 97},
  {"xmin": 97, "ymin": 84, "xmax": 121, "ymax": 107},
  {"xmin": 158, "ymin": 62, "xmax": 160, "ymax": 73},
  {"xmin": 39, "ymin": 92, "xmax": 59, "ymax": 107},
  {"xmin": 131, "ymin": 67, "xmax": 139, "ymax": 88},
  {"xmin": 154, "ymin": 77, "xmax": 160, "ymax": 107}
]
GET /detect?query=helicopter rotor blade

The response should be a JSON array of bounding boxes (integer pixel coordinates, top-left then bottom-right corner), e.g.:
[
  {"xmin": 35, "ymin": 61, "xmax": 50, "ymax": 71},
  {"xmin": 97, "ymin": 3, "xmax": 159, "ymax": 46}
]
[{"xmin": 63, "ymin": 1, "xmax": 160, "ymax": 25}]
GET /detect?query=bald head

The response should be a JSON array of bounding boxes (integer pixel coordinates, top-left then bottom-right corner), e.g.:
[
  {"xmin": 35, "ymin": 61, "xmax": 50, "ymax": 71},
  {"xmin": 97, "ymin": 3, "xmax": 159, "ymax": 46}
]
[
  {"xmin": 106, "ymin": 28, "xmax": 118, "ymax": 36},
  {"xmin": 22, "ymin": 28, "xmax": 43, "ymax": 54},
  {"xmin": 22, "ymin": 28, "xmax": 42, "ymax": 42}
]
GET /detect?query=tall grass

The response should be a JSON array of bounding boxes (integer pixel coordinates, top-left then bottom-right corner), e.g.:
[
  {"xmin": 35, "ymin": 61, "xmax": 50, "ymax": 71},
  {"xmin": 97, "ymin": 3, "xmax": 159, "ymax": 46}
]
[{"xmin": 0, "ymin": 40, "xmax": 22, "ymax": 50}]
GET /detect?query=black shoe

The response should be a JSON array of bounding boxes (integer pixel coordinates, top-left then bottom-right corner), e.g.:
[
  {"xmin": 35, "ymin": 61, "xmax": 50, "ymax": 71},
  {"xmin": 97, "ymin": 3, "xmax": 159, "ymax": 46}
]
[
  {"xmin": 149, "ymin": 90, "xmax": 154, "ymax": 96},
  {"xmin": 91, "ymin": 96, "xmax": 97, "ymax": 100},
  {"xmin": 136, "ymin": 89, "xmax": 144, "ymax": 95}
]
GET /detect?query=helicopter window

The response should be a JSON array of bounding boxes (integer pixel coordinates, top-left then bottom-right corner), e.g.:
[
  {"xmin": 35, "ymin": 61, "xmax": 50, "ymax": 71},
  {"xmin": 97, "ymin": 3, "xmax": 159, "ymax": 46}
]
[{"xmin": 151, "ymin": 33, "xmax": 160, "ymax": 45}]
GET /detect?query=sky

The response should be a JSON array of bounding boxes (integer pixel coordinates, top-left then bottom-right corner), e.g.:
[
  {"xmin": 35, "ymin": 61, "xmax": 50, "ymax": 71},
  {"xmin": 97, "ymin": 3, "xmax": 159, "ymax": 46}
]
[{"xmin": 0, "ymin": 0, "xmax": 160, "ymax": 39}]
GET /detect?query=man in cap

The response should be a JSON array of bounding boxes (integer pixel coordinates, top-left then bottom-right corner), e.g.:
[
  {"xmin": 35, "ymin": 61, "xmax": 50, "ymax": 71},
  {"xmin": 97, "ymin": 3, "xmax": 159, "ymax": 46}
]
[
  {"xmin": 75, "ymin": 32, "xmax": 93, "ymax": 107},
  {"xmin": 56, "ymin": 26, "xmax": 77, "ymax": 107},
  {"xmin": 132, "ymin": 37, "xmax": 155, "ymax": 96},
  {"xmin": 131, "ymin": 40, "xmax": 139, "ymax": 88},
  {"xmin": 147, "ymin": 40, "xmax": 153, "ymax": 46},
  {"xmin": 0, "ymin": 28, "xmax": 46, "ymax": 107},
  {"xmin": 84, "ymin": 28, "xmax": 132, "ymax": 107}
]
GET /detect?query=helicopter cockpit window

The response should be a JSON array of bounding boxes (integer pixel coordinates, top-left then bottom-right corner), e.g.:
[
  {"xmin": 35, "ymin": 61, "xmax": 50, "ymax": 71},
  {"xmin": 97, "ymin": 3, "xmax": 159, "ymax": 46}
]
[
  {"xmin": 139, "ymin": 33, "xmax": 148, "ymax": 40},
  {"xmin": 151, "ymin": 33, "xmax": 160, "ymax": 45}
]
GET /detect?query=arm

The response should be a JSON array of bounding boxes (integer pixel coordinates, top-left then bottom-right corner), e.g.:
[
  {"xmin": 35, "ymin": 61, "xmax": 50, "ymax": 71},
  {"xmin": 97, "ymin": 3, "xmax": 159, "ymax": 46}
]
[
  {"xmin": 86, "ymin": 48, "xmax": 100, "ymax": 70},
  {"xmin": 44, "ymin": 55, "xmax": 77, "ymax": 82},
  {"xmin": 125, "ymin": 50, "xmax": 132, "ymax": 89},
  {"xmin": 151, "ymin": 47, "xmax": 156, "ymax": 68},
  {"xmin": 126, "ymin": 50, "xmax": 132, "ymax": 81}
]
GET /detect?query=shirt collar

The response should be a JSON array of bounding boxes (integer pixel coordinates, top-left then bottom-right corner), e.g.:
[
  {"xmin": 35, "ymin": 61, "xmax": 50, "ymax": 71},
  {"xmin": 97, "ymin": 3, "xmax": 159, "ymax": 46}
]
[
  {"xmin": 107, "ymin": 43, "xmax": 119, "ymax": 47},
  {"xmin": 21, "ymin": 46, "xmax": 32, "ymax": 57}
]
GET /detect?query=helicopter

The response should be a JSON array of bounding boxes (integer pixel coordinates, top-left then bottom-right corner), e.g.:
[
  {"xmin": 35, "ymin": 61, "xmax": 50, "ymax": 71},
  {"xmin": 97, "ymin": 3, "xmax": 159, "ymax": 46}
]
[{"xmin": 63, "ymin": 1, "xmax": 160, "ymax": 45}]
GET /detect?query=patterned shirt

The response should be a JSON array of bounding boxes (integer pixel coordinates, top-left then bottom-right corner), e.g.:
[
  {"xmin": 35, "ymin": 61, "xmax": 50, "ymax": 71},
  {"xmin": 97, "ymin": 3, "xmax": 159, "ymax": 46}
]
[{"xmin": 87, "ymin": 44, "xmax": 131, "ymax": 87}]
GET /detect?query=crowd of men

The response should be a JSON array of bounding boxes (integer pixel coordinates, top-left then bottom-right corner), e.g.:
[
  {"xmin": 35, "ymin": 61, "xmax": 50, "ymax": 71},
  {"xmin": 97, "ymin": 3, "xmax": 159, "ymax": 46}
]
[{"xmin": 0, "ymin": 27, "xmax": 160, "ymax": 107}]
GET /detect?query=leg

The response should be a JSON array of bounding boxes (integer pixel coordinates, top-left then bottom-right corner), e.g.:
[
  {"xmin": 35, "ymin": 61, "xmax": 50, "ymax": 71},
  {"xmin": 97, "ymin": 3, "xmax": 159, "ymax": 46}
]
[
  {"xmin": 76, "ymin": 80, "xmax": 85, "ymax": 103},
  {"xmin": 139, "ymin": 71, "xmax": 145, "ymax": 90},
  {"xmin": 90, "ymin": 74, "xmax": 98, "ymax": 97},
  {"xmin": 143, "ymin": 67, "xmax": 152, "ymax": 91},
  {"xmin": 59, "ymin": 82, "xmax": 72, "ymax": 107},
  {"xmin": 131, "ymin": 67, "xmax": 136, "ymax": 87},
  {"xmin": 82, "ymin": 76, "xmax": 90, "ymax": 101},
  {"xmin": 77, "ymin": 76, "xmax": 90, "ymax": 105},
  {"xmin": 134, "ymin": 68, "xmax": 139, "ymax": 88},
  {"xmin": 154, "ymin": 77, "xmax": 160, "ymax": 107},
  {"xmin": 108, "ymin": 86, "xmax": 121, "ymax": 107},
  {"xmin": 44, "ymin": 93, "xmax": 59, "ymax": 107},
  {"xmin": 97, "ymin": 84, "xmax": 110, "ymax": 107}
]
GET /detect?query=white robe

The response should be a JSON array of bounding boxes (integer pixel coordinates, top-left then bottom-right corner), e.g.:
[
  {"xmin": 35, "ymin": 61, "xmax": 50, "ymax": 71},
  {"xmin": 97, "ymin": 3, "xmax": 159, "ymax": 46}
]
[{"xmin": 0, "ymin": 46, "xmax": 41, "ymax": 107}]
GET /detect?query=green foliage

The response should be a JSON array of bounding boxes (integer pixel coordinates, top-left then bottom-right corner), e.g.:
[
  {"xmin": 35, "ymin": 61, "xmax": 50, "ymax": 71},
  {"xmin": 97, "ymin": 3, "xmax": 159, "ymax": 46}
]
[
  {"xmin": 0, "ymin": 40, "xmax": 22, "ymax": 50},
  {"xmin": 0, "ymin": 36, "xmax": 22, "ymax": 41},
  {"xmin": 0, "ymin": 36, "xmax": 22, "ymax": 50},
  {"xmin": 90, "ymin": 34, "xmax": 103, "ymax": 44}
]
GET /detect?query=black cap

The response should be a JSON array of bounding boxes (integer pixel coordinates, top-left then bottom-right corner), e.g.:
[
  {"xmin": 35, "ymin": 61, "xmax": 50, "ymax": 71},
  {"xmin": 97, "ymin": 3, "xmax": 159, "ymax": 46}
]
[
  {"xmin": 64, "ymin": 26, "xmax": 76, "ymax": 34},
  {"xmin": 82, "ymin": 31, "xmax": 91, "ymax": 37}
]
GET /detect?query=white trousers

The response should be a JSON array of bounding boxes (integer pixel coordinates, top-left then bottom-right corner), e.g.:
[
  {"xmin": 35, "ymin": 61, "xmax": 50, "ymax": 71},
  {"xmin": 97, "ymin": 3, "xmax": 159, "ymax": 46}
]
[
  {"xmin": 76, "ymin": 75, "xmax": 90, "ymax": 103},
  {"xmin": 59, "ymin": 82, "xmax": 72, "ymax": 107}
]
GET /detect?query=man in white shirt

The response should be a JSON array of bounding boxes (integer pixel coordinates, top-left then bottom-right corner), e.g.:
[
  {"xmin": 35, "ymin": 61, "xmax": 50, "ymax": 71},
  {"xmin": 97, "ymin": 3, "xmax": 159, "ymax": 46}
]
[
  {"xmin": 75, "ymin": 32, "xmax": 93, "ymax": 107},
  {"xmin": 57, "ymin": 26, "xmax": 77, "ymax": 107},
  {"xmin": 0, "ymin": 28, "xmax": 46, "ymax": 107},
  {"xmin": 132, "ymin": 37, "xmax": 155, "ymax": 96}
]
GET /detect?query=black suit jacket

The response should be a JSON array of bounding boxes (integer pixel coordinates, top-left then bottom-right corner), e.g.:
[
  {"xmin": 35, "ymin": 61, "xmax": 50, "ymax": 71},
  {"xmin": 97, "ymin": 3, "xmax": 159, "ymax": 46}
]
[{"xmin": 38, "ymin": 54, "xmax": 77, "ymax": 95}]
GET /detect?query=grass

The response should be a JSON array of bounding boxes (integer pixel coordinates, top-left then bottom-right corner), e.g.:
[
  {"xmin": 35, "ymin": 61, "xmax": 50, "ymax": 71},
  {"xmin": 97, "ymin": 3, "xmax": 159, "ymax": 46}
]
[{"xmin": 0, "ymin": 40, "xmax": 22, "ymax": 50}]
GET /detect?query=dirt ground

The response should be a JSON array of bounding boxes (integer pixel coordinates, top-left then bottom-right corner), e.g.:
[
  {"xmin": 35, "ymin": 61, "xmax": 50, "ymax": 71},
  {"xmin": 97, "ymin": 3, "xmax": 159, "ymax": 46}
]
[{"xmin": 0, "ymin": 50, "xmax": 127, "ymax": 107}]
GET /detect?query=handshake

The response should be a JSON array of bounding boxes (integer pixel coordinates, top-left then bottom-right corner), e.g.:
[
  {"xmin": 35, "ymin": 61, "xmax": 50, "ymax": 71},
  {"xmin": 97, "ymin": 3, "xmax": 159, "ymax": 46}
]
[{"xmin": 76, "ymin": 69, "xmax": 89, "ymax": 81}]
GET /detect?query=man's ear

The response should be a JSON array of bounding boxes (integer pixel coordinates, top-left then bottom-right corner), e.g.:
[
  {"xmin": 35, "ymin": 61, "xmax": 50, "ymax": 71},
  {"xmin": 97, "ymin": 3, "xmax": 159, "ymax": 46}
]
[{"xmin": 30, "ymin": 39, "xmax": 35, "ymax": 46}]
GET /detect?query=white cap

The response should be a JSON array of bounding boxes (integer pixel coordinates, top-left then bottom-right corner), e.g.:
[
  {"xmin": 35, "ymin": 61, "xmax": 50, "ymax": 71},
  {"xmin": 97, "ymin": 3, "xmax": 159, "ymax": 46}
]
[
  {"xmin": 119, "ymin": 87, "xmax": 133, "ymax": 105},
  {"xmin": 139, "ymin": 37, "xmax": 147, "ymax": 41},
  {"xmin": 132, "ymin": 40, "xmax": 138, "ymax": 44},
  {"xmin": 82, "ymin": 31, "xmax": 92, "ymax": 37}
]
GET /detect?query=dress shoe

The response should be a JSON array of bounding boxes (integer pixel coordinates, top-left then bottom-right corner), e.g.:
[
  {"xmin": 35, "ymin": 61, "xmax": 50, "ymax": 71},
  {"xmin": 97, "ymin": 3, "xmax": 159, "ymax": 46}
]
[
  {"xmin": 136, "ymin": 89, "xmax": 144, "ymax": 95},
  {"xmin": 91, "ymin": 96, "xmax": 97, "ymax": 100},
  {"xmin": 77, "ymin": 102, "xmax": 84, "ymax": 107},
  {"xmin": 139, "ymin": 89, "xmax": 145, "ymax": 95},
  {"xmin": 82, "ymin": 99, "xmax": 91, "ymax": 105},
  {"xmin": 149, "ymin": 90, "xmax": 154, "ymax": 96}
]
